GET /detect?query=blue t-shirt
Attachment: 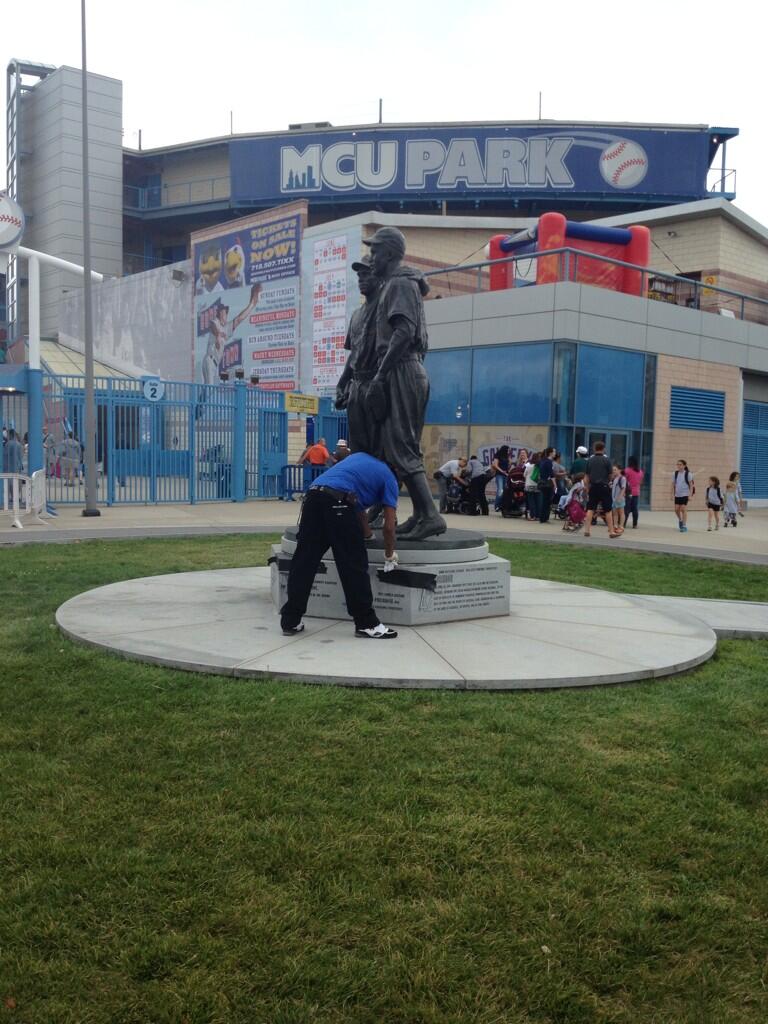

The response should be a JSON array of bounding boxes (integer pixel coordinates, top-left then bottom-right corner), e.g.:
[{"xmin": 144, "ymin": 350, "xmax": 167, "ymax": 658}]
[{"xmin": 311, "ymin": 452, "xmax": 399, "ymax": 509}]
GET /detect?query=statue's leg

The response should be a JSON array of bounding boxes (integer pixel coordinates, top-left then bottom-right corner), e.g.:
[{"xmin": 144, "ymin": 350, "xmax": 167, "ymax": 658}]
[
  {"xmin": 399, "ymin": 471, "xmax": 446, "ymax": 540},
  {"xmin": 395, "ymin": 510, "xmax": 419, "ymax": 535}
]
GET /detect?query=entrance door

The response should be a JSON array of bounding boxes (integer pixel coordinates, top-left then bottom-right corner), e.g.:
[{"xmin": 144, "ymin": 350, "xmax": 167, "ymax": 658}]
[{"xmin": 587, "ymin": 430, "xmax": 629, "ymax": 468}]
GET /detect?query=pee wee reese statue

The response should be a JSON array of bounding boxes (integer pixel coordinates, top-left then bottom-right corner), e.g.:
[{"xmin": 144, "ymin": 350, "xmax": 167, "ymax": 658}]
[{"xmin": 358, "ymin": 226, "xmax": 447, "ymax": 542}]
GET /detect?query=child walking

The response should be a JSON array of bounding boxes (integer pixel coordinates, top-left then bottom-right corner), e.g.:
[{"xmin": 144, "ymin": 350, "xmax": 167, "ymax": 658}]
[
  {"xmin": 705, "ymin": 476, "xmax": 722, "ymax": 531},
  {"xmin": 723, "ymin": 474, "xmax": 739, "ymax": 527},
  {"xmin": 672, "ymin": 459, "xmax": 695, "ymax": 532},
  {"xmin": 611, "ymin": 464, "xmax": 628, "ymax": 531},
  {"xmin": 731, "ymin": 471, "xmax": 745, "ymax": 518}
]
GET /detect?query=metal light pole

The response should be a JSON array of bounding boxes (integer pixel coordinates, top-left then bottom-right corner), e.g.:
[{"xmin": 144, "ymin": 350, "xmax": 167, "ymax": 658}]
[{"xmin": 81, "ymin": 0, "xmax": 100, "ymax": 516}]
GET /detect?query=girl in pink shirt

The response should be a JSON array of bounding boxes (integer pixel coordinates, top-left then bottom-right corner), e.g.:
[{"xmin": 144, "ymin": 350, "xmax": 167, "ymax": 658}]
[{"xmin": 623, "ymin": 457, "xmax": 645, "ymax": 529}]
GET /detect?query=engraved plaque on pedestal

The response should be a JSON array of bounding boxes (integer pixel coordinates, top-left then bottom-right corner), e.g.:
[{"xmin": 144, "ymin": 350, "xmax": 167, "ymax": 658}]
[{"xmin": 270, "ymin": 529, "xmax": 511, "ymax": 626}]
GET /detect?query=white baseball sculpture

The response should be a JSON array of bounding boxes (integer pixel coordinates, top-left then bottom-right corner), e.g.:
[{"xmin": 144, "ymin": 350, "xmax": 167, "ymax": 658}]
[
  {"xmin": 0, "ymin": 193, "xmax": 25, "ymax": 249},
  {"xmin": 599, "ymin": 140, "xmax": 649, "ymax": 190}
]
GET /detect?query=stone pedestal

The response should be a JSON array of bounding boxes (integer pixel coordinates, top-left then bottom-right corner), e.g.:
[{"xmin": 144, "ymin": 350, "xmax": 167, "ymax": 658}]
[{"xmin": 270, "ymin": 527, "xmax": 511, "ymax": 626}]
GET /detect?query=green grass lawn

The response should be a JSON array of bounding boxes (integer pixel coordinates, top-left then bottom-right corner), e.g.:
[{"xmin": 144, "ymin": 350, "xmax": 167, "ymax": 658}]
[{"xmin": 1, "ymin": 536, "xmax": 767, "ymax": 1024}]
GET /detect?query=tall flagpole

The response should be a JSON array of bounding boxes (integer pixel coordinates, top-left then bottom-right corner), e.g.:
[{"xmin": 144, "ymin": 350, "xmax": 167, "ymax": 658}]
[{"xmin": 81, "ymin": 0, "xmax": 100, "ymax": 516}]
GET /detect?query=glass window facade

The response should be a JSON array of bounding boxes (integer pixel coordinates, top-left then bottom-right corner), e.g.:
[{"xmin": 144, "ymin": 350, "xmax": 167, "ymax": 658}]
[
  {"xmin": 470, "ymin": 343, "xmax": 553, "ymax": 424},
  {"xmin": 423, "ymin": 349, "xmax": 471, "ymax": 423},
  {"xmin": 424, "ymin": 341, "xmax": 656, "ymax": 503},
  {"xmin": 575, "ymin": 345, "xmax": 645, "ymax": 429}
]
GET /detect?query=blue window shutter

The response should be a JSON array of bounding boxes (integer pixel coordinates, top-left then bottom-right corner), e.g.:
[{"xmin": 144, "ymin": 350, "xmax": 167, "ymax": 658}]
[
  {"xmin": 669, "ymin": 386, "xmax": 725, "ymax": 432},
  {"xmin": 742, "ymin": 400, "xmax": 768, "ymax": 498}
]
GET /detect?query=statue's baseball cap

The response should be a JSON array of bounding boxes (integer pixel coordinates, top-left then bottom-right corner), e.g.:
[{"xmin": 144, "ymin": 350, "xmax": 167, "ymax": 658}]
[
  {"xmin": 362, "ymin": 226, "xmax": 406, "ymax": 258},
  {"xmin": 350, "ymin": 254, "xmax": 373, "ymax": 273}
]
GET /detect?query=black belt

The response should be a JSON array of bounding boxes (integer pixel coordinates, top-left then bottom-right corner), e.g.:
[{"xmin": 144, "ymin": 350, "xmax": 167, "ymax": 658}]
[{"xmin": 309, "ymin": 485, "xmax": 358, "ymax": 505}]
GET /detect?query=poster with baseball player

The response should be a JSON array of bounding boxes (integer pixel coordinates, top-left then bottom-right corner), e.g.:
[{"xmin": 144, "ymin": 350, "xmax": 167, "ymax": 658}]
[{"xmin": 191, "ymin": 203, "xmax": 306, "ymax": 389}]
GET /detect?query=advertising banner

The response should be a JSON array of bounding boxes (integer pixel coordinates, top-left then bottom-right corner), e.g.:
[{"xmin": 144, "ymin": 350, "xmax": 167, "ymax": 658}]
[
  {"xmin": 310, "ymin": 234, "xmax": 349, "ymax": 394},
  {"xmin": 231, "ymin": 125, "xmax": 724, "ymax": 207},
  {"xmin": 191, "ymin": 203, "xmax": 306, "ymax": 390}
]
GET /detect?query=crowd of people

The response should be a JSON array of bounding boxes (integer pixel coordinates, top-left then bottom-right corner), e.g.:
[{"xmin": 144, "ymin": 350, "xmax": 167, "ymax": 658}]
[{"xmin": 434, "ymin": 444, "xmax": 747, "ymax": 538}]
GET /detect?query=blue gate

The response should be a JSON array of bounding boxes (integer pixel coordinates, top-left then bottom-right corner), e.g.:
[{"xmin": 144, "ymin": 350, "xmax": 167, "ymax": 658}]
[
  {"xmin": 41, "ymin": 373, "xmax": 287, "ymax": 504},
  {"xmin": 318, "ymin": 398, "xmax": 348, "ymax": 449}
]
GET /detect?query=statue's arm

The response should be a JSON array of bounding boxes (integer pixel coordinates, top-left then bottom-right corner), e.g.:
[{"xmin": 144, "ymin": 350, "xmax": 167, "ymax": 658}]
[{"xmin": 373, "ymin": 315, "xmax": 414, "ymax": 381}]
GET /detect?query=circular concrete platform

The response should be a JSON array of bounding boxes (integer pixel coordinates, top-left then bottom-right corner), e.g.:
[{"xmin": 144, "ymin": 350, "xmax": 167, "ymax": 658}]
[
  {"xmin": 282, "ymin": 526, "xmax": 489, "ymax": 564},
  {"xmin": 56, "ymin": 568, "xmax": 718, "ymax": 690}
]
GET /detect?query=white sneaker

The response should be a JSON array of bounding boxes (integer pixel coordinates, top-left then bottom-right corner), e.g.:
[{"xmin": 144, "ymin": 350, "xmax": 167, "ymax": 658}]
[{"xmin": 355, "ymin": 623, "xmax": 398, "ymax": 639}]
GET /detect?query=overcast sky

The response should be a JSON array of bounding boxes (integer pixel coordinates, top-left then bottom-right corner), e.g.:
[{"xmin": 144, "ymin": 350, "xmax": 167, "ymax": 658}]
[{"xmin": 5, "ymin": 0, "xmax": 766, "ymax": 226}]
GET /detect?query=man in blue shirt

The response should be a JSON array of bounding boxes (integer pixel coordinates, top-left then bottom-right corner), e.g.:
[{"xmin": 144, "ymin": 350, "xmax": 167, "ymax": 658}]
[{"xmin": 280, "ymin": 452, "xmax": 399, "ymax": 639}]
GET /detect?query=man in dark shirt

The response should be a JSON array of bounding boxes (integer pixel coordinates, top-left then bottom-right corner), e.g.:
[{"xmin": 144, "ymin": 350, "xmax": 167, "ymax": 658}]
[
  {"xmin": 280, "ymin": 452, "xmax": 399, "ymax": 639},
  {"xmin": 584, "ymin": 441, "xmax": 622, "ymax": 538}
]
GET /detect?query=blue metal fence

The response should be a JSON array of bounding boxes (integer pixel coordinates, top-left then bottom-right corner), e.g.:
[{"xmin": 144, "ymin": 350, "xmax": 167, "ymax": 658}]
[{"xmin": 41, "ymin": 373, "xmax": 287, "ymax": 505}]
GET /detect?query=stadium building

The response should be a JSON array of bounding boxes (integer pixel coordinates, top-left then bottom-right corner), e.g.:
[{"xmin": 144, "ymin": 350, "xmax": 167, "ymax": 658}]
[{"xmin": 3, "ymin": 59, "xmax": 767, "ymax": 506}]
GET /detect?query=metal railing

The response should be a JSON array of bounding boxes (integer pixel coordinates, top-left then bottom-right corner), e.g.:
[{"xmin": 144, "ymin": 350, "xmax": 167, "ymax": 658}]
[
  {"xmin": 707, "ymin": 167, "xmax": 737, "ymax": 195},
  {"xmin": 41, "ymin": 373, "xmax": 287, "ymax": 506},
  {"xmin": 124, "ymin": 176, "xmax": 231, "ymax": 211},
  {"xmin": 422, "ymin": 247, "xmax": 768, "ymax": 324},
  {"xmin": 280, "ymin": 463, "xmax": 326, "ymax": 500}
]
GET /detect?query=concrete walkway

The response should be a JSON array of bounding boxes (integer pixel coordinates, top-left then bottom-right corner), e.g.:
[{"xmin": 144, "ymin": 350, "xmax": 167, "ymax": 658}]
[{"xmin": 2, "ymin": 499, "xmax": 767, "ymax": 566}]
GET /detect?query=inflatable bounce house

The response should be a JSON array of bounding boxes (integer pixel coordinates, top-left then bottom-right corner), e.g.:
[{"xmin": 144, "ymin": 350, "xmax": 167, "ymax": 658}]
[{"xmin": 488, "ymin": 212, "xmax": 651, "ymax": 296}]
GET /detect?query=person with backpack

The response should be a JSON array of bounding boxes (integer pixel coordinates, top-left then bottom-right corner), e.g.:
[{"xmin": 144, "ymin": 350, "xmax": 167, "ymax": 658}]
[
  {"xmin": 705, "ymin": 476, "xmax": 723, "ymax": 531},
  {"xmin": 583, "ymin": 441, "xmax": 622, "ymax": 539},
  {"xmin": 672, "ymin": 459, "xmax": 695, "ymax": 533}
]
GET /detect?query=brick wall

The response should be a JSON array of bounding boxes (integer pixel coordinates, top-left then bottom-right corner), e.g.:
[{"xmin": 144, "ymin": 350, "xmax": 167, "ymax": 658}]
[
  {"xmin": 288, "ymin": 418, "xmax": 307, "ymax": 462},
  {"xmin": 363, "ymin": 223, "xmax": 501, "ymax": 296},
  {"xmin": 646, "ymin": 218, "xmax": 722, "ymax": 277},
  {"xmin": 651, "ymin": 354, "xmax": 741, "ymax": 509}
]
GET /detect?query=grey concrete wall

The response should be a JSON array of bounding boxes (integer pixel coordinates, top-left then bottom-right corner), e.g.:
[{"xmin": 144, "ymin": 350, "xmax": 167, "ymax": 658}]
[
  {"xmin": 59, "ymin": 260, "xmax": 193, "ymax": 381},
  {"xmin": 19, "ymin": 66, "xmax": 123, "ymax": 337},
  {"xmin": 425, "ymin": 282, "xmax": 768, "ymax": 374}
]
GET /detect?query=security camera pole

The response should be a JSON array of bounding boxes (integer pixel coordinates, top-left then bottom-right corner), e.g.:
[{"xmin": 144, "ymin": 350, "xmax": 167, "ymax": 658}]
[{"xmin": 81, "ymin": 0, "xmax": 100, "ymax": 517}]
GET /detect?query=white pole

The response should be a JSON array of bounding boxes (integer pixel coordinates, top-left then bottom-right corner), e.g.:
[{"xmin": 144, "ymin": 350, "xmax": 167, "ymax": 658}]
[
  {"xmin": 28, "ymin": 255, "xmax": 41, "ymax": 371},
  {"xmin": 17, "ymin": 245, "xmax": 105, "ymax": 281}
]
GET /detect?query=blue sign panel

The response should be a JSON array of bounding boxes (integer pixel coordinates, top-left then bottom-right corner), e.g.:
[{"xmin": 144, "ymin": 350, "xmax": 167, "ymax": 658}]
[{"xmin": 231, "ymin": 125, "xmax": 716, "ymax": 205}]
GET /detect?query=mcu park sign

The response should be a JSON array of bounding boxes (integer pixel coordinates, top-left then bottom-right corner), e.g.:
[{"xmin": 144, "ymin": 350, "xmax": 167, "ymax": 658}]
[{"xmin": 230, "ymin": 124, "xmax": 725, "ymax": 204}]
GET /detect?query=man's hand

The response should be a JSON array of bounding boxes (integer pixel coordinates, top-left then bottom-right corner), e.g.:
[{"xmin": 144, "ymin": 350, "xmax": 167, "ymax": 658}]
[{"xmin": 383, "ymin": 553, "xmax": 399, "ymax": 573}]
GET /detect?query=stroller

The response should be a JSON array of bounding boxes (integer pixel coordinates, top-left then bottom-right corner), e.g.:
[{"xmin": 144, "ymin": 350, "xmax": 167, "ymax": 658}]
[
  {"xmin": 553, "ymin": 489, "xmax": 570, "ymax": 521},
  {"xmin": 499, "ymin": 471, "xmax": 527, "ymax": 518},
  {"xmin": 445, "ymin": 480, "xmax": 475, "ymax": 515}
]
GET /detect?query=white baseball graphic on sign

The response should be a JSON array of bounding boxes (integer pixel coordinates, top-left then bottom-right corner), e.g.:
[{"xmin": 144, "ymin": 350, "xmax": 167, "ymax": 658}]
[
  {"xmin": 0, "ymin": 193, "xmax": 26, "ymax": 249},
  {"xmin": 599, "ymin": 140, "xmax": 648, "ymax": 189}
]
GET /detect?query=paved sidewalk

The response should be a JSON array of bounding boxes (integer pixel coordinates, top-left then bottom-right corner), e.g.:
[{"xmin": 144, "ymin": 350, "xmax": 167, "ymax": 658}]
[{"xmin": 1, "ymin": 499, "xmax": 767, "ymax": 565}]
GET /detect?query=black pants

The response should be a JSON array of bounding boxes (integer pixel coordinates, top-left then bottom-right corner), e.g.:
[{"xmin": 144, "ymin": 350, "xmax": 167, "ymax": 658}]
[
  {"xmin": 539, "ymin": 482, "xmax": 554, "ymax": 522},
  {"xmin": 280, "ymin": 490, "xmax": 379, "ymax": 631},
  {"xmin": 468, "ymin": 475, "xmax": 489, "ymax": 515},
  {"xmin": 626, "ymin": 494, "xmax": 639, "ymax": 527}
]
